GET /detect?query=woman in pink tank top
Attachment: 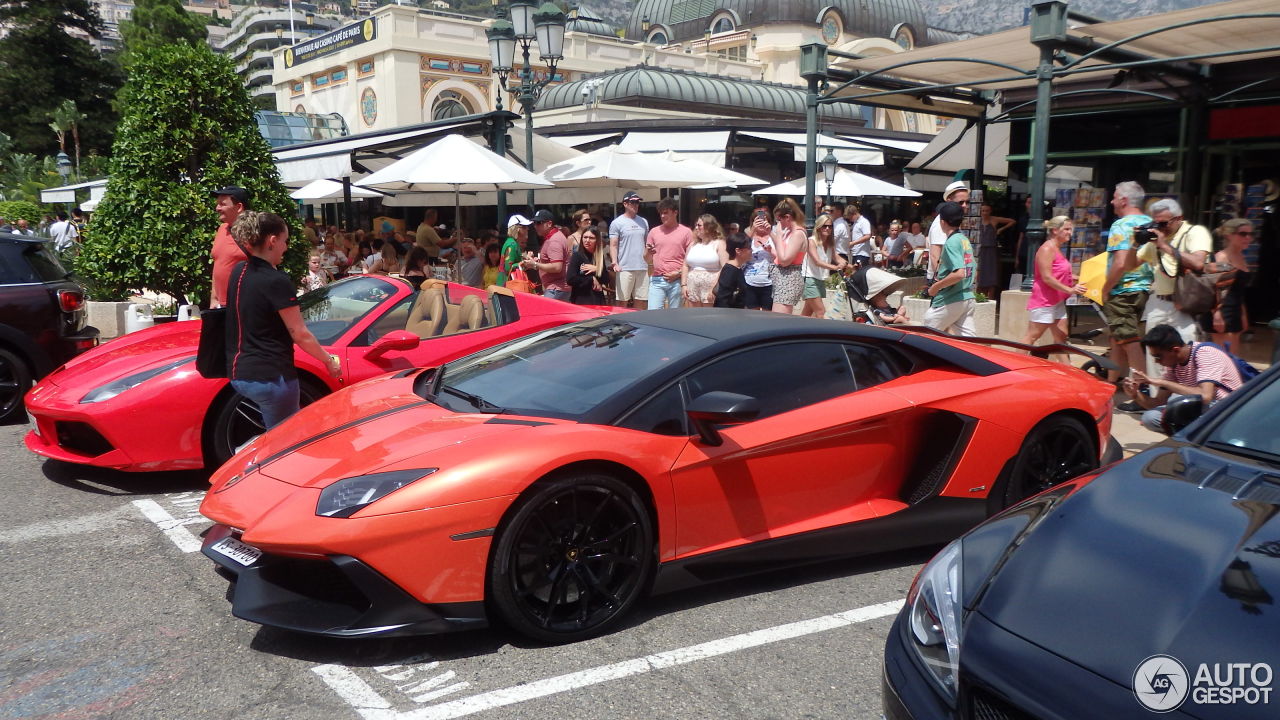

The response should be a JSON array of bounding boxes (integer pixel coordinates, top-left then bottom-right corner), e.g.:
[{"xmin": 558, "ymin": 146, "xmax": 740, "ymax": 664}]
[{"xmin": 1021, "ymin": 215, "xmax": 1086, "ymax": 354}]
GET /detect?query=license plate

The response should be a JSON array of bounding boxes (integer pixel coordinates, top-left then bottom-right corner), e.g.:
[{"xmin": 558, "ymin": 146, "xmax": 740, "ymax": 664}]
[{"xmin": 210, "ymin": 536, "xmax": 263, "ymax": 566}]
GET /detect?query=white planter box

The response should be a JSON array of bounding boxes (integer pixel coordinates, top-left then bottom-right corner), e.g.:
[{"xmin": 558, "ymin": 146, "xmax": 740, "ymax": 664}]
[
  {"xmin": 902, "ymin": 297, "xmax": 996, "ymax": 336},
  {"xmin": 86, "ymin": 301, "xmax": 133, "ymax": 340}
]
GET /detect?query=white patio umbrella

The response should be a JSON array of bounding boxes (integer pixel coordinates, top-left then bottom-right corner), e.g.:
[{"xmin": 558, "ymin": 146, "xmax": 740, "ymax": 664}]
[
  {"xmin": 357, "ymin": 133, "xmax": 553, "ymax": 226},
  {"xmin": 290, "ymin": 179, "xmax": 382, "ymax": 201},
  {"xmin": 752, "ymin": 168, "xmax": 921, "ymax": 198},
  {"xmin": 655, "ymin": 151, "xmax": 767, "ymax": 189},
  {"xmin": 542, "ymin": 146, "xmax": 740, "ymax": 194}
]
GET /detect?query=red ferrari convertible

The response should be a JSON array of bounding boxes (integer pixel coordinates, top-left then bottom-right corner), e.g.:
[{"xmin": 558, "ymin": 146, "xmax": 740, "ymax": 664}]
[
  {"xmin": 24, "ymin": 277, "xmax": 614, "ymax": 471},
  {"xmin": 199, "ymin": 310, "xmax": 1119, "ymax": 643}
]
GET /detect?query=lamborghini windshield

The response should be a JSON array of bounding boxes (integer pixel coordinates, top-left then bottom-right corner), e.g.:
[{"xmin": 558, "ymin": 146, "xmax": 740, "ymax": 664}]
[{"xmin": 416, "ymin": 318, "xmax": 710, "ymax": 419}]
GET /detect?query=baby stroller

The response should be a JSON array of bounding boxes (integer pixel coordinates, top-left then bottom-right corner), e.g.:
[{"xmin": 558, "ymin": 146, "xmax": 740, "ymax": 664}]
[{"xmin": 846, "ymin": 266, "xmax": 909, "ymax": 325}]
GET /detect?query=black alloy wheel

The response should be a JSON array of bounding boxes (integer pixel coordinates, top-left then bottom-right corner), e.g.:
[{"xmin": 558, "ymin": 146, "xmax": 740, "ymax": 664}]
[
  {"xmin": 489, "ymin": 474, "xmax": 655, "ymax": 644},
  {"xmin": 0, "ymin": 348, "xmax": 32, "ymax": 423},
  {"xmin": 1000, "ymin": 416, "xmax": 1099, "ymax": 509},
  {"xmin": 206, "ymin": 380, "xmax": 326, "ymax": 467}
]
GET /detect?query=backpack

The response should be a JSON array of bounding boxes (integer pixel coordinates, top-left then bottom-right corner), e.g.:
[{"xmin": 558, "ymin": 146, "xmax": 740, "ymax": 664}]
[{"xmin": 1194, "ymin": 342, "xmax": 1261, "ymax": 387}]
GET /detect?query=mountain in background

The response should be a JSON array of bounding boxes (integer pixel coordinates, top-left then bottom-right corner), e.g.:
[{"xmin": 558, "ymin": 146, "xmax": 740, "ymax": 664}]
[
  {"xmin": 246, "ymin": 0, "xmax": 1223, "ymax": 37},
  {"xmin": 921, "ymin": 0, "xmax": 1222, "ymax": 36},
  {"xmin": 539, "ymin": 0, "xmax": 1226, "ymax": 39}
]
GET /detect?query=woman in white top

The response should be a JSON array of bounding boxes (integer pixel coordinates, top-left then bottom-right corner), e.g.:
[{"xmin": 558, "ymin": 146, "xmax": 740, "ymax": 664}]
[
  {"xmin": 682, "ymin": 214, "xmax": 729, "ymax": 307},
  {"xmin": 743, "ymin": 209, "xmax": 775, "ymax": 310},
  {"xmin": 800, "ymin": 214, "xmax": 847, "ymax": 317}
]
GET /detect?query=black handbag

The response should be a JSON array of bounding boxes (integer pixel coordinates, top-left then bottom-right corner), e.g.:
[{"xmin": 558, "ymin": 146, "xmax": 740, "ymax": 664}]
[{"xmin": 196, "ymin": 307, "xmax": 228, "ymax": 378}]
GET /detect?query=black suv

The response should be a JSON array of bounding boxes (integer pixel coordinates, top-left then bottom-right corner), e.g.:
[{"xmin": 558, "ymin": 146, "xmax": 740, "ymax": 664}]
[{"xmin": 0, "ymin": 233, "xmax": 98, "ymax": 422}]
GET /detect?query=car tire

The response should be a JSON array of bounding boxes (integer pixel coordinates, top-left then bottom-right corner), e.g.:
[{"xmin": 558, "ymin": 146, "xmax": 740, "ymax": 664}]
[
  {"xmin": 205, "ymin": 378, "xmax": 327, "ymax": 468},
  {"xmin": 997, "ymin": 415, "xmax": 1099, "ymax": 509},
  {"xmin": 488, "ymin": 473, "xmax": 655, "ymax": 644},
  {"xmin": 0, "ymin": 347, "xmax": 32, "ymax": 423}
]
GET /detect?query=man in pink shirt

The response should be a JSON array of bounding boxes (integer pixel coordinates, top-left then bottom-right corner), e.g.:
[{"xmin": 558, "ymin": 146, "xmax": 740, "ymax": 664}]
[
  {"xmin": 210, "ymin": 186, "xmax": 249, "ymax": 308},
  {"xmin": 526, "ymin": 209, "xmax": 571, "ymax": 301},
  {"xmin": 644, "ymin": 198, "xmax": 693, "ymax": 309}
]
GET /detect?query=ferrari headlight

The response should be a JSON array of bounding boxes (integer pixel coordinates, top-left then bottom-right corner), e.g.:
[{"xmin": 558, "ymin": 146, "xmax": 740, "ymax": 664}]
[
  {"xmin": 316, "ymin": 469, "xmax": 436, "ymax": 518},
  {"xmin": 906, "ymin": 539, "xmax": 964, "ymax": 697},
  {"xmin": 80, "ymin": 356, "xmax": 195, "ymax": 404}
]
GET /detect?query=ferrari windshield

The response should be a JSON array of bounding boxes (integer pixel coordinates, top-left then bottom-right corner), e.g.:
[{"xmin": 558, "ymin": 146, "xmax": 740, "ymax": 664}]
[
  {"xmin": 420, "ymin": 318, "xmax": 711, "ymax": 419},
  {"xmin": 1203, "ymin": 373, "xmax": 1280, "ymax": 461},
  {"xmin": 299, "ymin": 276, "xmax": 403, "ymax": 345}
]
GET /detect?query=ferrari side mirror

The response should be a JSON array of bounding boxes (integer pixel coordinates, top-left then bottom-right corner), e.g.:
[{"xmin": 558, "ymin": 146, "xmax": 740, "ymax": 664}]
[
  {"xmin": 364, "ymin": 330, "xmax": 421, "ymax": 361},
  {"xmin": 687, "ymin": 391, "xmax": 760, "ymax": 447},
  {"xmin": 1161, "ymin": 394, "xmax": 1204, "ymax": 436}
]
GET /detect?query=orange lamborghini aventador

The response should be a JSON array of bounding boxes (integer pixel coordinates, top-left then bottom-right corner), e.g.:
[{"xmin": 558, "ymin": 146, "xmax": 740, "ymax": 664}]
[{"xmin": 200, "ymin": 309, "xmax": 1118, "ymax": 643}]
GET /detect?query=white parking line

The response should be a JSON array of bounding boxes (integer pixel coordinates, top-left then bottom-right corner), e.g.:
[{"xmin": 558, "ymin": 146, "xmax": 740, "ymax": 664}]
[
  {"xmin": 313, "ymin": 599, "xmax": 903, "ymax": 720},
  {"xmin": 131, "ymin": 498, "xmax": 206, "ymax": 553}
]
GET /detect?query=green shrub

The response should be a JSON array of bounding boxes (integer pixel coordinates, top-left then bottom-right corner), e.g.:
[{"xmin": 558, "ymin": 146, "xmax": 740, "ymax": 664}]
[
  {"xmin": 0, "ymin": 200, "xmax": 43, "ymax": 224},
  {"xmin": 76, "ymin": 43, "xmax": 302, "ymax": 303}
]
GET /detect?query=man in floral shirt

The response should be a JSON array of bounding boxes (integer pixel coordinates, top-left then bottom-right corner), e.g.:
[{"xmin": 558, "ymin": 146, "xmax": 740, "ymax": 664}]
[{"xmin": 1101, "ymin": 180, "xmax": 1153, "ymax": 390}]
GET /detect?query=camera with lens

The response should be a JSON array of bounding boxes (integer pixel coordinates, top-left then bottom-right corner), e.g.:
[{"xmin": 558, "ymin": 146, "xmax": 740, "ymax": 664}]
[{"xmin": 1131, "ymin": 220, "xmax": 1167, "ymax": 244}]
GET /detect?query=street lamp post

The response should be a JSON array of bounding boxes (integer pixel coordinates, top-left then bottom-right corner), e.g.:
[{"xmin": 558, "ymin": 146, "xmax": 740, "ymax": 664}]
[
  {"xmin": 487, "ymin": 0, "xmax": 565, "ymax": 213},
  {"xmin": 55, "ymin": 151, "xmax": 73, "ymax": 210},
  {"xmin": 821, "ymin": 148, "xmax": 839, "ymax": 206}
]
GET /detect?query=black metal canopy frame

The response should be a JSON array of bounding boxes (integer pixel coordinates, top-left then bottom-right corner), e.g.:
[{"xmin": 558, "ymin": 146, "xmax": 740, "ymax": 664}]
[{"xmin": 801, "ymin": 0, "xmax": 1280, "ymax": 284}]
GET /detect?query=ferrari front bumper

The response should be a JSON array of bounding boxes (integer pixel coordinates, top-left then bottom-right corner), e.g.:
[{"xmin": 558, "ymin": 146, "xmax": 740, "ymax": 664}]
[{"xmin": 201, "ymin": 524, "xmax": 486, "ymax": 638}]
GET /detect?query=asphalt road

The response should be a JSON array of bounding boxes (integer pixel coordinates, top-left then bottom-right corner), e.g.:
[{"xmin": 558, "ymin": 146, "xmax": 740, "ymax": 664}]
[{"xmin": 0, "ymin": 418, "xmax": 934, "ymax": 720}]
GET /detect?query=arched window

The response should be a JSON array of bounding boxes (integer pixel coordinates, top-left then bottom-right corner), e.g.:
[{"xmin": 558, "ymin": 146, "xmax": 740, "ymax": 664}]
[
  {"xmin": 712, "ymin": 17, "xmax": 733, "ymax": 34},
  {"xmin": 431, "ymin": 90, "xmax": 473, "ymax": 120},
  {"xmin": 646, "ymin": 30, "xmax": 667, "ymax": 45}
]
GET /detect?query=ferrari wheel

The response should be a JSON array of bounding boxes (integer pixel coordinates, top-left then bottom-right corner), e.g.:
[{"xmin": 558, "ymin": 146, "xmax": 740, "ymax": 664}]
[
  {"xmin": 205, "ymin": 379, "xmax": 326, "ymax": 467},
  {"xmin": 489, "ymin": 474, "xmax": 654, "ymax": 644},
  {"xmin": 1000, "ymin": 416, "xmax": 1098, "ymax": 508},
  {"xmin": 0, "ymin": 348, "xmax": 32, "ymax": 423}
]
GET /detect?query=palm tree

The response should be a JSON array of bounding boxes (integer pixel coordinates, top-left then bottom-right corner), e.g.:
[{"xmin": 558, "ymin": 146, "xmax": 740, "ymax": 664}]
[{"xmin": 48, "ymin": 100, "xmax": 86, "ymax": 179}]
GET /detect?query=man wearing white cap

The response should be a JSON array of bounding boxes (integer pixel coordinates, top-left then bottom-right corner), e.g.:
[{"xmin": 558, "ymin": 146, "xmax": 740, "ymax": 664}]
[
  {"xmin": 608, "ymin": 191, "xmax": 650, "ymax": 308},
  {"xmin": 498, "ymin": 214, "xmax": 532, "ymax": 287},
  {"xmin": 927, "ymin": 180, "xmax": 970, "ymax": 281}
]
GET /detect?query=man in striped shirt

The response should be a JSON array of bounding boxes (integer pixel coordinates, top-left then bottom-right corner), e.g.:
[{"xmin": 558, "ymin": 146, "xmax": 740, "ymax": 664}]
[{"xmin": 1123, "ymin": 324, "xmax": 1244, "ymax": 433}]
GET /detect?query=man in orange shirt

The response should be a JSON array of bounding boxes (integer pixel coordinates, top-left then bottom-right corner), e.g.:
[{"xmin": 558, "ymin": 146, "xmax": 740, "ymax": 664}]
[{"xmin": 210, "ymin": 186, "xmax": 249, "ymax": 308}]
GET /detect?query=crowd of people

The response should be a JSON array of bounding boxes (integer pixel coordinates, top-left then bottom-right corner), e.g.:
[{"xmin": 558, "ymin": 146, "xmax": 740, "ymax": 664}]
[
  {"xmin": 1016, "ymin": 179, "xmax": 1255, "ymax": 429},
  {"xmin": 205, "ymin": 178, "xmax": 1258, "ymax": 436}
]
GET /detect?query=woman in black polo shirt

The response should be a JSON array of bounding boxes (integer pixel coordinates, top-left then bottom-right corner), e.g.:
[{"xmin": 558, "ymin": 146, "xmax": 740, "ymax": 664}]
[{"xmin": 225, "ymin": 211, "xmax": 341, "ymax": 429}]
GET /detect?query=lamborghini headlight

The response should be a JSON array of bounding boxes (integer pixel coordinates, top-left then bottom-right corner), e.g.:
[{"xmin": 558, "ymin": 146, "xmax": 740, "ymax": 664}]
[
  {"xmin": 906, "ymin": 539, "xmax": 964, "ymax": 697},
  {"xmin": 80, "ymin": 356, "xmax": 195, "ymax": 403},
  {"xmin": 316, "ymin": 469, "xmax": 437, "ymax": 518}
]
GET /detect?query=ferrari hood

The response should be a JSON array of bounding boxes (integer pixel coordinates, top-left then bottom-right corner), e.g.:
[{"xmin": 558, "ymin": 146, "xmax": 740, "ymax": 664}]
[
  {"xmin": 976, "ymin": 443, "xmax": 1280, "ymax": 690},
  {"xmin": 45, "ymin": 321, "xmax": 200, "ymax": 390}
]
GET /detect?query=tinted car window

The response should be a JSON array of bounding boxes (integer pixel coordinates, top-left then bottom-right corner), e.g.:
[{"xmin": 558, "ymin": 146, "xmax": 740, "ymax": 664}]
[
  {"xmin": 1204, "ymin": 375, "xmax": 1280, "ymax": 459},
  {"xmin": 618, "ymin": 382, "xmax": 687, "ymax": 436},
  {"xmin": 845, "ymin": 343, "xmax": 905, "ymax": 390},
  {"xmin": 430, "ymin": 320, "xmax": 711, "ymax": 419},
  {"xmin": 684, "ymin": 342, "xmax": 857, "ymax": 420},
  {"xmin": 23, "ymin": 243, "xmax": 69, "ymax": 282}
]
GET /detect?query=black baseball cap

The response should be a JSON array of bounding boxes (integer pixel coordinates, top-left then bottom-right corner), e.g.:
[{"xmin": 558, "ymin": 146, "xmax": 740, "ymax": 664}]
[
  {"xmin": 211, "ymin": 186, "xmax": 250, "ymax": 207},
  {"xmin": 531, "ymin": 209, "xmax": 556, "ymax": 223},
  {"xmin": 621, "ymin": 191, "xmax": 642, "ymax": 203}
]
